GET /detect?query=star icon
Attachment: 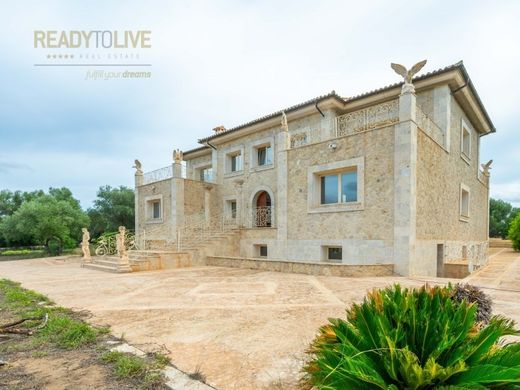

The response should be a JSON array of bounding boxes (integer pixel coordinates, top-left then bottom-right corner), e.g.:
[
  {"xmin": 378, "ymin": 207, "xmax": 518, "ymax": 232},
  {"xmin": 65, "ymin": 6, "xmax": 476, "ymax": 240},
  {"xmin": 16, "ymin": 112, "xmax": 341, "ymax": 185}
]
[
  {"xmin": 53, "ymin": 54, "xmax": 57, "ymax": 59},
  {"xmin": 58, "ymin": 54, "xmax": 62, "ymax": 59},
  {"xmin": 47, "ymin": 54, "xmax": 51, "ymax": 59},
  {"xmin": 64, "ymin": 54, "xmax": 68, "ymax": 59},
  {"xmin": 70, "ymin": 54, "xmax": 74, "ymax": 59}
]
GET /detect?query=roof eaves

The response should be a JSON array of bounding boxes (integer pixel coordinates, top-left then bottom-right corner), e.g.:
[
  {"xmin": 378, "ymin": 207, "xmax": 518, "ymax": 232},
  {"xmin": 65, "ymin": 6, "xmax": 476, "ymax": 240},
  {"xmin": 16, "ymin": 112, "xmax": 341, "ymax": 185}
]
[{"xmin": 198, "ymin": 91, "xmax": 345, "ymax": 143}]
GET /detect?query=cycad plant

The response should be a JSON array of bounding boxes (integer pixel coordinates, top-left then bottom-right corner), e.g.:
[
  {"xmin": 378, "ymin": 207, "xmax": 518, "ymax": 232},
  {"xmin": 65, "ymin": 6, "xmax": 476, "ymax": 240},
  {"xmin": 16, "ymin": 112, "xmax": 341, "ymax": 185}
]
[{"xmin": 303, "ymin": 284, "xmax": 520, "ymax": 389}]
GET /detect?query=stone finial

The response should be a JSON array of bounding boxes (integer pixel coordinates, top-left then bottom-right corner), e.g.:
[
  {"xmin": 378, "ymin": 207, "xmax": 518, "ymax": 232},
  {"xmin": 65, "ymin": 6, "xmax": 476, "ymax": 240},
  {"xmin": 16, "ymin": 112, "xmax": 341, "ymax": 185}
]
[
  {"xmin": 173, "ymin": 149, "xmax": 183, "ymax": 164},
  {"xmin": 391, "ymin": 60, "xmax": 427, "ymax": 93},
  {"xmin": 133, "ymin": 159, "xmax": 143, "ymax": 175},
  {"xmin": 481, "ymin": 159, "xmax": 493, "ymax": 176},
  {"xmin": 116, "ymin": 226, "xmax": 129, "ymax": 261},
  {"xmin": 281, "ymin": 111, "xmax": 288, "ymax": 131},
  {"xmin": 81, "ymin": 227, "xmax": 91, "ymax": 262},
  {"xmin": 213, "ymin": 125, "xmax": 226, "ymax": 134}
]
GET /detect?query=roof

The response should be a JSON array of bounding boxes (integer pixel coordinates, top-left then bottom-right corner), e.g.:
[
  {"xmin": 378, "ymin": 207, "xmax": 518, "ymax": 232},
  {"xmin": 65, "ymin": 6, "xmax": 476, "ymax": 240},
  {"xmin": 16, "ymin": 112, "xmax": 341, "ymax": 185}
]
[
  {"xmin": 196, "ymin": 61, "xmax": 495, "ymax": 145},
  {"xmin": 198, "ymin": 91, "xmax": 345, "ymax": 143},
  {"xmin": 183, "ymin": 145, "xmax": 210, "ymax": 156}
]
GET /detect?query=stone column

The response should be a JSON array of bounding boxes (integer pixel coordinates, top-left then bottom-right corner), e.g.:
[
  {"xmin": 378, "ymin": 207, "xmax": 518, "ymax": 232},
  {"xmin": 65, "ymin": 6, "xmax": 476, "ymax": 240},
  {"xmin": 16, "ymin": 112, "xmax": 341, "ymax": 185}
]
[
  {"xmin": 171, "ymin": 150, "xmax": 185, "ymax": 239},
  {"xmin": 393, "ymin": 86, "xmax": 418, "ymax": 276},
  {"xmin": 204, "ymin": 185, "xmax": 213, "ymax": 224},
  {"xmin": 276, "ymin": 112, "xmax": 290, "ymax": 259},
  {"xmin": 134, "ymin": 163, "xmax": 143, "ymax": 238}
]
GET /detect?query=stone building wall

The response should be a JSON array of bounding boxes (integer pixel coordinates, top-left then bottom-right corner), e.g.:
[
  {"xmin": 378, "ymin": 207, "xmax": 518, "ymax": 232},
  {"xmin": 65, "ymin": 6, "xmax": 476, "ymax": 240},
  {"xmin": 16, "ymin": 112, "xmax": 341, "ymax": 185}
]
[
  {"xmin": 183, "ymin": 179, "xmax": 207, "ymax": 218},
  {"xmin": 283, "ymin": 125, "xmax": 395, "ymax": 264},
  {"xmin": 136, "ymin": 178, "xmax": 172, "ymax": 239},
  {"xmin": 415, "ymin": 97, "xmax": 489, "ymax": 273}
]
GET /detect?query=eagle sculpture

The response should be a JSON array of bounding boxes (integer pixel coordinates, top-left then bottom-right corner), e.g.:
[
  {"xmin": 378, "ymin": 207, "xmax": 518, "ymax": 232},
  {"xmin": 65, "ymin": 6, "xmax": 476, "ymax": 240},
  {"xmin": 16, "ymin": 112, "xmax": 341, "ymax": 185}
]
[
  {"xmin": 133, "ymin": 159, "xmax": 142, "ymax": 172},
  {"xmin": 391, "ymin": 60, "xmax": 427, "ymax": 84}
]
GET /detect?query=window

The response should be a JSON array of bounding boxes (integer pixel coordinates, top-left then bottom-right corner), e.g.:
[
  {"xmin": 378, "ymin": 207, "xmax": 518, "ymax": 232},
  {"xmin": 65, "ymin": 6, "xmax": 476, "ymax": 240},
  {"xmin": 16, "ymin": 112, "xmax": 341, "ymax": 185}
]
[
  {"xmin": 145, "ymin": 195, "xmax": 163, "ymax": 222},
  {"xmin": 320, "ymin": 169, "xmax": 358, "ymax": 205},
  {"xmin": 258, "ymin": 245, "xmax": 267, "ymax": 257},
  {"xmin": 227, "ymin": 152, "xmax": 242, "ymax": 173},
  {"xmin": 199, "ymin": 167, "xmax": 213, "ymax": 182},
  {"xmin": 308, "ymin": 157, "xmax": 364, "ymax": 213},
  {"xmin": 324, "ymin": 246, "xmax": 342, "ymax": 262},
  {"xmin": 257, "ymin": 145, "xmax": 273, "ymax": 166},
  {"xmin": 460, "ymin": 184, "xmax": 470, "ymax": 221},
  {"xmin": 461, "ymin": 120, "xmax": 471, "ymax": 162},
  {"xmin": 230, "ymin": 200, "xmax": 237, "ymax": 219},
  {"xmin": 152, "ymin": 201, "xmax": 161, "ymax": 219}
]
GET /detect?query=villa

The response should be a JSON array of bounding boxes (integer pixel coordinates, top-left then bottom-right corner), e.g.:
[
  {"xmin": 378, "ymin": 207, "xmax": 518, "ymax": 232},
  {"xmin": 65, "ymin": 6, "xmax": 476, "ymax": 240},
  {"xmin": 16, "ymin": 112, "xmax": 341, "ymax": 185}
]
[{"xmin": 132, "ymin": 61, "xmax": 494, "ymax": 277}]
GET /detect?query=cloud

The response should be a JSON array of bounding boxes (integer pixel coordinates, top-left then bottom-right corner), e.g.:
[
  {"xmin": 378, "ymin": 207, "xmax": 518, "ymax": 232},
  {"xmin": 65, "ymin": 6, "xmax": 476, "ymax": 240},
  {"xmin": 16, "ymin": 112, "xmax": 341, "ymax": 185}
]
[{"xmin": 0, "ymin": 161, "xmax": 32, "ymax": 174}]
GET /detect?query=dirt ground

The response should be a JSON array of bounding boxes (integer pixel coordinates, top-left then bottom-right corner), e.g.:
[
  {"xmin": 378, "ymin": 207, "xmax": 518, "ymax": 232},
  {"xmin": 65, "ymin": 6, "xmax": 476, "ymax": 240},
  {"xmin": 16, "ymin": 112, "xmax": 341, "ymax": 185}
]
[{"xmin": 0, "ymin": 250, "xmax": 519, "ymax": 389}]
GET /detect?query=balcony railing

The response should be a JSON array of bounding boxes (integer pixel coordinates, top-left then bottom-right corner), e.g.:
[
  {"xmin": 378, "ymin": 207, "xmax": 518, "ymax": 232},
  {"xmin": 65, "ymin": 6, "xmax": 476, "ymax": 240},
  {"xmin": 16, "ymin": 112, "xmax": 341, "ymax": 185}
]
[
  {"xmin": 143, "ymin": 165, "xmax": 173, "ymax": 185},
  {"xmin": 252, "ymin": 206, "xmax": 273, "ymax": 228},
  {"xmin": 335, "ymin": 99, "xmax": 399, "ymax": 137}
]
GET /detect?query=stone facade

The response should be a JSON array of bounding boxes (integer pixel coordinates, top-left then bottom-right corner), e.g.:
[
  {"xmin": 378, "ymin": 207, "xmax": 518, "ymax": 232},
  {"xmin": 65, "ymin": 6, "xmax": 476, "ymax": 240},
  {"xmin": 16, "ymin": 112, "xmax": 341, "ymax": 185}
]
[{"xmin": 134, "ymin": 62, "xmax": 495, "ymax": 277}]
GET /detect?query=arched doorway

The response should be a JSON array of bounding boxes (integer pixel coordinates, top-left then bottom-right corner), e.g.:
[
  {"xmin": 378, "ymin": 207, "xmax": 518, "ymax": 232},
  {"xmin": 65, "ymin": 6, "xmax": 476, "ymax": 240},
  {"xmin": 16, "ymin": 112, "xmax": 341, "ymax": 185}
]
[{"xmin": 253, "ymin": 191, "xmax": 272, "ymax": 227}]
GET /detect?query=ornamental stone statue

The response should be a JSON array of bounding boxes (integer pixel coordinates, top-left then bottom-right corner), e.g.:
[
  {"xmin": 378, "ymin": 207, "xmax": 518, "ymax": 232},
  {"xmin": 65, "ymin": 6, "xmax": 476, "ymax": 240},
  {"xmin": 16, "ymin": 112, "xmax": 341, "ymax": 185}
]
[
  {"xmin": 81, "ymin": 228, "xmax": 91, "ymax": 262},
  {"xmin": 391, "ymin": 60, "xmax": 427, "ymax": 93},
  {"xmin": 116, "ymin": 226, "xmax": 129, "ymax": 263},
  {"xmin": 133, "ymin": 159, "xmax": 143, "ymax": 174},
  {"xmin": 173, "ymin": 149, "xmax": 183, "ymax": 164}
]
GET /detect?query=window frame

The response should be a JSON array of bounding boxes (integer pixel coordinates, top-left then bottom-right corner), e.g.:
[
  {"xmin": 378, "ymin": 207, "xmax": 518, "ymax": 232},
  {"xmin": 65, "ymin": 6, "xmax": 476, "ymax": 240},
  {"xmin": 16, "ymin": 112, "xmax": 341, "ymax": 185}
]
[
  {"xmin": 322, "ymin": 246, "xmax": 343, "ymax": 262},
  {"xmin": 459, "ymin": 183, "xmax": 470, "ymax": 222},
  {"xmin": 308, "ymin": 157, "xmax": 364, "ymax": 213},
  {"xmin": 224, "ymin": 146, "xmax": 244, "ymax": 177},
  {"xmin": 460, "ymin": 118, "xmax": 472, "ymax": 164},
  {"xmin": 250, "ymin": 136, "xmax": 275, "ymax": 172},
  {"xmin": 145, "ymin": 195, "xmax": 163, "ymax": 224}
]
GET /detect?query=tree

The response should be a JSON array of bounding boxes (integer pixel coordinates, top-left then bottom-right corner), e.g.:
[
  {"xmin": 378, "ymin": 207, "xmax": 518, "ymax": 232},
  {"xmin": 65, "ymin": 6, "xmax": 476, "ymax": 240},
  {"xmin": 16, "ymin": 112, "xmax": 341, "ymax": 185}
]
[
  {"xmin": 509, "ymin": 212, "xmax": 520, "ymax": 251},
  {"xmin": 87, "ymin": 186, "xmax": 134, "ymax": 237},
  {"xmin": 0, "ymin": 189, "xmax": 45, "ymax": 217},
  {"xmin": 1, "ymin": 195, "xmax": 89, "ymax": 253},
  {"xmin": 489, "ymin": 198, "xmax": 519, "ymax": 239}
]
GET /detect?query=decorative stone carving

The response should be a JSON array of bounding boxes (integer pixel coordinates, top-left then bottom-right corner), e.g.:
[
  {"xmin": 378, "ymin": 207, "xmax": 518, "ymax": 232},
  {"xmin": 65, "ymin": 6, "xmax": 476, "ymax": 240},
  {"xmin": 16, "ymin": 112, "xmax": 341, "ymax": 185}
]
[
  {"xmin": 281, "ymin": 111, "xmax": 288, "ymax": 131},
  {"xmin": 173, "ymin": 149, "xmax": 183, "ymax": 164},
  {"xmin": 336, "ymin": 100, "xmax": 399, "ymax": 137},
  {"xmin": 290, "ymin": 132, "xmax": 308, "ymax": 148},
  {"xmin": 481, "ymin": 159, "xmax": 493, "ymax": 176},
  {"xmin": 133, "ymin": 159, "xmax": 143, "ymax": 175},
  {"xmin": 116, "ymin": 226, "xmax": 129, "ymax": 263},
  {"xmin": 81, "ymin": 228, "xmax": 91, "ymax": 262},
  {"xmin": 391, "ymin": 60, "xmax": 427, "ymax": 93}
]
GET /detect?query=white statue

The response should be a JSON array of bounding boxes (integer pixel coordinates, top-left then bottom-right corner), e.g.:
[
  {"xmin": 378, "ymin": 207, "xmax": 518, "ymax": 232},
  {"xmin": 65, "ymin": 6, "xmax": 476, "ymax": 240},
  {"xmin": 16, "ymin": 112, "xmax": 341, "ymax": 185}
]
[
  {"xmin": 281, "ymin": 111, "xmax": 288, "ymax": 131},
  {"xmin": 116, "ymin": 226, "xmax": 129, "ymax": 262},
  {"xmin": 481, "ymin": 159, "xmax": 493, "ymax": 176},
  {"xmin": 391, "ymin": 60, "xmax": 427, "ymax": 93},
  {"xmin": 81, "ymin": 228, "xmax": 91, "ymax": 262},
  {"xmin": 133, "ymin": 159, "xmax": 143, "ymax": 174},
  {"xmin": 173, "ymin": 149, "xmax": 183, "ymax": 164}
]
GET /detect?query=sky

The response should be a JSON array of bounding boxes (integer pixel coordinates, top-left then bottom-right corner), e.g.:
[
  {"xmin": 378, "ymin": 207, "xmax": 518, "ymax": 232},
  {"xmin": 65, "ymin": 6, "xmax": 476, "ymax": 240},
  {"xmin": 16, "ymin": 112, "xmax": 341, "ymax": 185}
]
[{"xmin": 0, "ymin": 0, "xmax": 519, "ymax": 209}]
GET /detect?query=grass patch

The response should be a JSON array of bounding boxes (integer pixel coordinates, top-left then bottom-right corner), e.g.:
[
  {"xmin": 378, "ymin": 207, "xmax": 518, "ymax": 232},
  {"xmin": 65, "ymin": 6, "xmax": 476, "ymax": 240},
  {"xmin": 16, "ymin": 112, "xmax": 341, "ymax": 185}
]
[
  {"xmin": 0, "ymin": 278, "xmax": 167, "ymax": 389},
  {"xmin": 0, "ymin": 279, "xmax": 105, "ymax": 349},
  {"xmin": 101, "ymin": 350, "xmax": 167, "ymax": 388}
]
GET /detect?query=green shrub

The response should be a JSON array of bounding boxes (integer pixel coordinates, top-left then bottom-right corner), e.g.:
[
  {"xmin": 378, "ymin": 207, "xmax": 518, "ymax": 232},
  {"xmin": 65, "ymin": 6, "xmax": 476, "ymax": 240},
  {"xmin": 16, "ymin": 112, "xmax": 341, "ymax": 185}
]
[
  {"xmin": 1, "ymin": 249, "xmax": 32, "ymax": 256},
  {"xmin": 37, "ymin": 314, "xmax": 98, "ymax": 349},
  {"xmin": 303, "ymin": 284, "xmax": 520, "ymax": 389},
  {"xmin": 509, "ymin": 213, "xmax": 520, "ymax": 251},
  {"xmin": 451, "ymin": 283, "xmax": 492, "ymax": 324}
]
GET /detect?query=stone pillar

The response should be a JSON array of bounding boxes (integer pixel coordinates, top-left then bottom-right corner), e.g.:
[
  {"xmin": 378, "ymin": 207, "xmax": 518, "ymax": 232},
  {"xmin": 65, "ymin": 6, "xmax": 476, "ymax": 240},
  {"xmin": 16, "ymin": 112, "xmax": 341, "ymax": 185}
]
[
  {"xmin": 171, "ymin": 150, "xmax": 185, "ymax": 238},
  {"xmin": 433, "ymin": 85, "xmax": 451, "ymax": 151},
  {"xmin": 204, "ymin": 185, "xmax": 212, "ymax": 224},
  {"xmin": 134, "ymin": 165, "xmax": 143, "ymax": 238},
  {"xmin": 234, "ymin": 180, "xmax": 244, "ymax": 228},
  {"xmin": 393, "ymin": 86, "xmax": 418, "ymax": 276},
  {"xmin": 276, "ymin": 112, "xmax": 290, "ymax": 259}
]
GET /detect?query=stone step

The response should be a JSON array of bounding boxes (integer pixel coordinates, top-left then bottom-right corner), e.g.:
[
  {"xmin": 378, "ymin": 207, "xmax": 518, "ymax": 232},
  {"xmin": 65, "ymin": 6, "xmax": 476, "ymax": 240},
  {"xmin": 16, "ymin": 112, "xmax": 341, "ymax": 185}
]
[
  {"xmin": 91, "ymin": 258, "xmax": 121, "ymax": 267},
  {"xmin": 82, "ymin": 262, "xmax": 132, "ymax": 273}
]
